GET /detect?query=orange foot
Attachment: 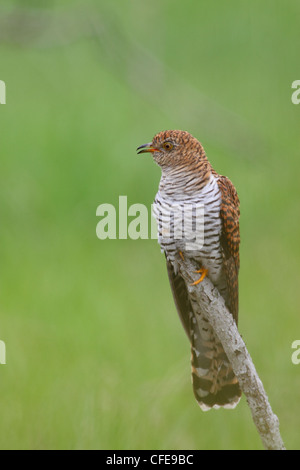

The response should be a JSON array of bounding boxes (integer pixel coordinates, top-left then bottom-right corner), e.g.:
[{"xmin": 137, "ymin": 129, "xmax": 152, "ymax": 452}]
[
  {"xmin": 179, "ymin": 251, "xmax": 185, "ymax": 261},
  {"xmin": 191, "ymin": 268, "xmax": 208, "ymax": 286}
]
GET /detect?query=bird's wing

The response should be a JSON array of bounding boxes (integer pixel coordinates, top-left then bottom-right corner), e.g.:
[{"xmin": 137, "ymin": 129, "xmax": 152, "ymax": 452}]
[{"xmin": 216, "ymin": 174, "xmax": 240, "ymax": 323}]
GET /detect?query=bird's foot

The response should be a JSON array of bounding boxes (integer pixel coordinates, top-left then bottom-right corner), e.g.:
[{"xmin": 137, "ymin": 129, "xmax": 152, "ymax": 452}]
[
  {"xmin": 191, "ymin": 268, "xmax": 208, "ymax": 286},
  {"xmin": 179, "ymin": 251, "xmax": 185, "ymax": 261}
]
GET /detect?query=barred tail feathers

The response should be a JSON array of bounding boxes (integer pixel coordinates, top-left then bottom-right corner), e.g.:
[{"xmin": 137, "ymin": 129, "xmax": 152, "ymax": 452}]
[{"xmin": 190, "ymin": 311, "xmax": 241, "ymax": 411}]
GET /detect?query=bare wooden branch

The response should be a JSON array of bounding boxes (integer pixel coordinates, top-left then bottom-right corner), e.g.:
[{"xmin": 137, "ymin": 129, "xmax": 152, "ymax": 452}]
[{"xmin": 177, "ymin": 254, "xmax": 286, "ymax": 450}]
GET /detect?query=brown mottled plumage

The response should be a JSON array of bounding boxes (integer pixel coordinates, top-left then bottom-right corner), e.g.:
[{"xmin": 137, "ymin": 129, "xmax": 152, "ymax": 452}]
[
  {"xmin": 137, "ymin": 130, "xmax": 241, "ymax": 410},
  {"xmin": 214, "ymin": 171, "xmax": 240, "ymax": 322}
]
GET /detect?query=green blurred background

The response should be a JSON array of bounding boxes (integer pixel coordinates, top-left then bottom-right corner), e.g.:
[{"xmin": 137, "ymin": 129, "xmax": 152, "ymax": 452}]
[{"xmin": 0, "ymin": 0, "xmax": 300, "ymax": 450}]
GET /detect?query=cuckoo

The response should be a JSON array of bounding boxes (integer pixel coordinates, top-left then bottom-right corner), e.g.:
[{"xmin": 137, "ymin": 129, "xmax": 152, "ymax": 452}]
[{"xmin": 137, "ymin": 130, "xmax": 241, "ymax": 410}]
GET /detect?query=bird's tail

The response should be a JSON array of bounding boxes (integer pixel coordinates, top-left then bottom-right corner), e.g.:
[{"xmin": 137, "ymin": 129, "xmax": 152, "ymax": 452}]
[{"xmin": 190, "ymin": 312, "xmax": 242, "ymax": 411}]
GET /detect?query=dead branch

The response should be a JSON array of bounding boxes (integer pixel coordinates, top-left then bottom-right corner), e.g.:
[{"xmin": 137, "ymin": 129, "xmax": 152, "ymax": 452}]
[{"xmin": 178, "ymin": 254, "xmax": 285, "ymax": 450}]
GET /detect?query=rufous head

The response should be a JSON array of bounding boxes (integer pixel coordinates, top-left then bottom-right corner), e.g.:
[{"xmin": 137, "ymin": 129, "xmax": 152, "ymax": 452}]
[{"xmin": 137, "ymin": 130, "xmax": 206, "ymax": 169}]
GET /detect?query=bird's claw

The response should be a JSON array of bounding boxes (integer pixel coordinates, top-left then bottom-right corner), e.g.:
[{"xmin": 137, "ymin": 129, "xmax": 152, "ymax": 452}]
[{"xmin": 191, "ymin": 268, "xmax": 208, "ymax": 286}]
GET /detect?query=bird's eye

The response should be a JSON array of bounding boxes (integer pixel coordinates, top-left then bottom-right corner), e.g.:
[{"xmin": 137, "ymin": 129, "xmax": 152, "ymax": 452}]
[{"xmin": 162, "ymin": 142, "xmax": 174, "ymax": 151}]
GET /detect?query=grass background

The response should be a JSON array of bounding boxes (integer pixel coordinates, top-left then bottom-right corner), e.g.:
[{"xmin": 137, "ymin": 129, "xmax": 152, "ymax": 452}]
[{"xmin": 0, "ymin": 0, "xmax": 300, "ymax": 450}]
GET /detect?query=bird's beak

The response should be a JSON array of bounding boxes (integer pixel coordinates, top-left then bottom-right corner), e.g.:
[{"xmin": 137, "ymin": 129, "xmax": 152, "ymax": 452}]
[{"xmin": 136, "ymin": 142, "xmax": 158, "ymax": 154}]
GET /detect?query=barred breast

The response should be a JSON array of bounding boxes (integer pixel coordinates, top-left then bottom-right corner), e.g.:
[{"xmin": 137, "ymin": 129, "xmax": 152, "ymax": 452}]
[{"xmin": 153, "ymin": 173, "xmax": 225, "ymax": 289}]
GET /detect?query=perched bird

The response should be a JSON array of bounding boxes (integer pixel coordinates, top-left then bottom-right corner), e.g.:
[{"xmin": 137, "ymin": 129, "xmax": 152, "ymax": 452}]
[{"xmin": 137, "ymin": 130, "xmax": 241, "ymax": 411}]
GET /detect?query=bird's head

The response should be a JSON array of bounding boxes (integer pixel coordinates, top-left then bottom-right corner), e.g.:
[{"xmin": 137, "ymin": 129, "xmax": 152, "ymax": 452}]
[{"xmin": 137, "ymin": 130, "xmax": 206, "ymax": 170}]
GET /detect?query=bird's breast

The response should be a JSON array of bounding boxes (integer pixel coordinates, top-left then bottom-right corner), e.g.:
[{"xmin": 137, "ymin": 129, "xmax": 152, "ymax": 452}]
[{"xmin": 153, "ymin": 173, "xmax": 224, "ymax": 284}]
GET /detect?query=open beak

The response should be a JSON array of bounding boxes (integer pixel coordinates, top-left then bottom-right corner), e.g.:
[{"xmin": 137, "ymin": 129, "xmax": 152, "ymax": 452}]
[{"xmin": 136, "ymin": 142, "xmax": 158, "ymax": 154}]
